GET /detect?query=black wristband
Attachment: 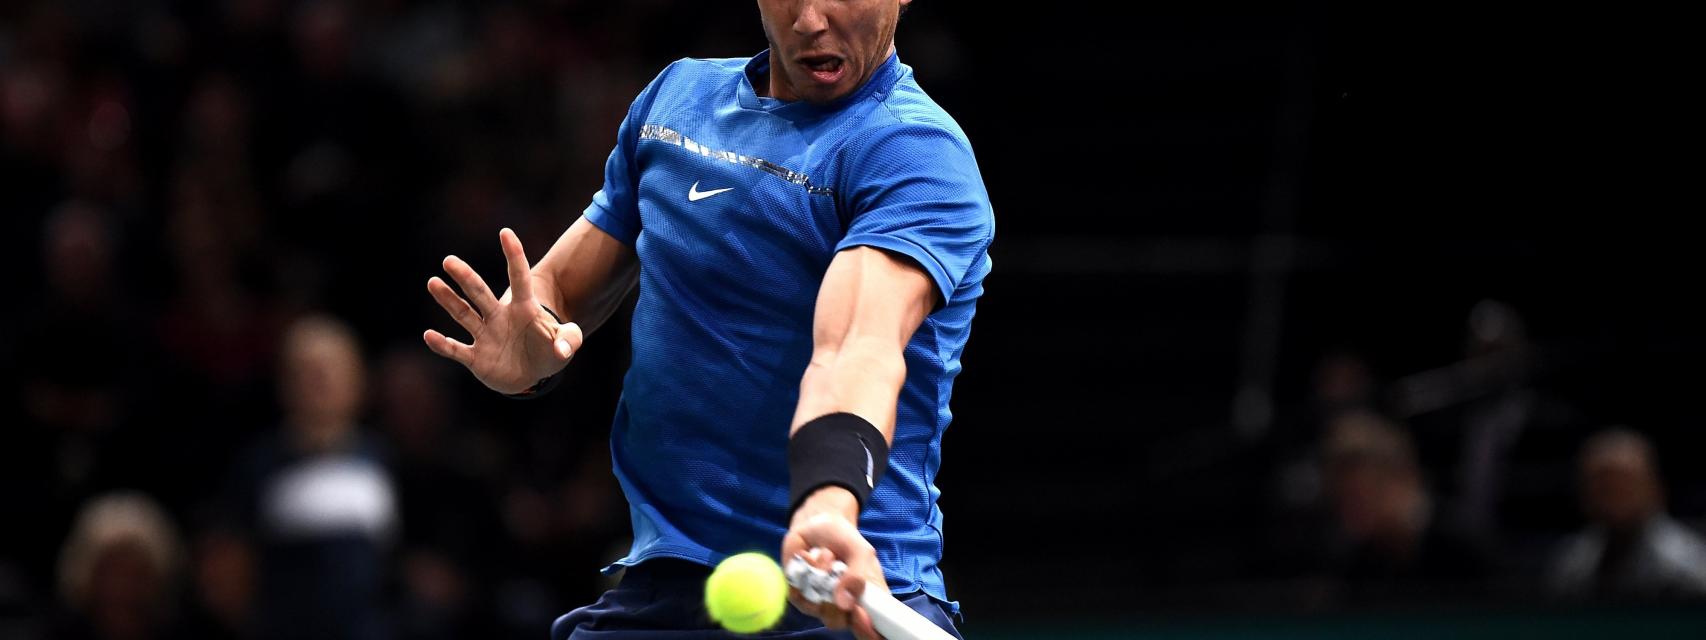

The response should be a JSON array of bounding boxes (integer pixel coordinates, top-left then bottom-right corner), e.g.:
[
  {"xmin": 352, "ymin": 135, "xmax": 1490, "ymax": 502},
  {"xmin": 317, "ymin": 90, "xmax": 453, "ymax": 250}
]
[
  {"xmin": 788, "ymin": 412, "xmax": 889, "ymax": 516},
  {"xmin": 503, "ymin": 370, "xmax": 562, "ymax": 399},
  {"xmin": 505, "ymin": 303, "xmax": 567, "ymax": 400}
]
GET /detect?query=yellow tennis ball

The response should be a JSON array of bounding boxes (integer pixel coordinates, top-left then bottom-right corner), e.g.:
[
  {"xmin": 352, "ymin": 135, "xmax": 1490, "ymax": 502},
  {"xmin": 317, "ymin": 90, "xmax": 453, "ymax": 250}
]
[{"xmin": 705, "ymin": 552, "xmax": 788, "ymax": 634}]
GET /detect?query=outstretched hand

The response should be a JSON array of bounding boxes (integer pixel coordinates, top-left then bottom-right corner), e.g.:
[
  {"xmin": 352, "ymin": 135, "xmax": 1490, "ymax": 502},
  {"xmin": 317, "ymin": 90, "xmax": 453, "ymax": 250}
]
[{"xmin": 423, "ymin": 228, "xmax": 583, "ymax": 395}]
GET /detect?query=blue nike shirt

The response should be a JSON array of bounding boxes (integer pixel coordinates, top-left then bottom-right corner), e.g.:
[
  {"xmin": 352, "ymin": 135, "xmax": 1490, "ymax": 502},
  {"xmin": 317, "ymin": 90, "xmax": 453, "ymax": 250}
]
[{"xmin": 582, "ymin": 49, "xmax": 993, "ymax": 609}]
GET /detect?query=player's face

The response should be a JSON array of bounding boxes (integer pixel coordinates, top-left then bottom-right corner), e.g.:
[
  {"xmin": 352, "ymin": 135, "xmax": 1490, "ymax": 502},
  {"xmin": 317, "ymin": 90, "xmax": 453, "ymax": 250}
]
[{"xmin": 756, "ymin": 0, "xmax": 910, "ymax": 104}]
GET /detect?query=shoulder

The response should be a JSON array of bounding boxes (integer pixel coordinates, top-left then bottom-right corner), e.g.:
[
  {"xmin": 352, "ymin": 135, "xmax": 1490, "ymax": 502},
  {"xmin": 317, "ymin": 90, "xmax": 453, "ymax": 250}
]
[
  {"xmin": 625, "ymin": 57, "xmax": 748, "ymax": 122},
  {"xmin": 1555, "ymin": 528, "xmax": 1604, "ymax": 562},
  {"xmin": 840, "ymin": 72, "xmax": 979, "ymax": 170},
  {"xmin": 1548, "ymin": 528, "xmax": 1604, "ymax": 585},
  {"xmin": 645, "ymin": 56, "xmax": 747, "ymax": 94},
  {"xmin": 352, "ymin": 431, "xmax": 394, "ymax": 467},
  {"xmin": 1652, "ymin": 517, "xmax": 1706, "ymax": 565},
  {"xmin": 878, "ymin": 68, "xmax": 973, "ymax": 144}
]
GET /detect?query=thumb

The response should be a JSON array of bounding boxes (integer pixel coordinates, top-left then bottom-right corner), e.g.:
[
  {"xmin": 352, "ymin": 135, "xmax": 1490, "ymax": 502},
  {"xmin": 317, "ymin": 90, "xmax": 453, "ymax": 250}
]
[{"xmin": 553, "ymin": 321, "xmax": 584, "ymax": 360}]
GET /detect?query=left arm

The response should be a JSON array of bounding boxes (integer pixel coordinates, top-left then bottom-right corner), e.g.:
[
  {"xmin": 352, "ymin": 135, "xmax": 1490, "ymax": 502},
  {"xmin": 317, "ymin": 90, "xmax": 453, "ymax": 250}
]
[{"xmin": 784, "ymin": 245, "xmax": 934, "ymax": 639}]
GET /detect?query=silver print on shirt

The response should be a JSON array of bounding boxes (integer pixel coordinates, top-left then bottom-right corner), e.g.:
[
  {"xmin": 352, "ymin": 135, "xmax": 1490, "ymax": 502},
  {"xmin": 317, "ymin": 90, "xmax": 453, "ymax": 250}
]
[{"xmin": 639, "ymin": 124, "xmax": 835, "ymax": 197}]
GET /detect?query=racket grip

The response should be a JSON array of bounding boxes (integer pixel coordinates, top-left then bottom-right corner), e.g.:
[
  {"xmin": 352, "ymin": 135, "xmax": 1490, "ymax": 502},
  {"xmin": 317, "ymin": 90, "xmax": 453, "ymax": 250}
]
[
  {"xmin": 858, "ymin": 584, "xmax": 956, "ymax": 640},
  {"xmin": 785, "ymin": 555, "xmax": 954, "ymax": 640}
]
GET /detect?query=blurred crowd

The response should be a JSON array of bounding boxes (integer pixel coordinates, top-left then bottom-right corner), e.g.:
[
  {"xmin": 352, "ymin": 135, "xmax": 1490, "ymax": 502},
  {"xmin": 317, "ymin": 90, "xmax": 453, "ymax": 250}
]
[
  {"xmin": 4, "ymin": 1, "xmax": 1706, "ymax": 639},
  {"xmin": 1259, "ymin": 300, "xmax": 1706, "ymax": 610},
  {"xmin": 0, "ymin": 1, "xmax": 677, "ymax": 638}
]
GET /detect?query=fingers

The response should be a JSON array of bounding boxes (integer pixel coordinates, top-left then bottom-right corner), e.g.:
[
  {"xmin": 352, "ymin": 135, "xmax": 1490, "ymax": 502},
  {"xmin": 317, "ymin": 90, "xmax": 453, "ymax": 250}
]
[
  {"xmin": 784, "ymin": 526, "xmax": 886, "ymax": 637},
  {"xmin": 803, "ymin": 548, "xmax": 853, "ymax": 630},
  {"xmin": 443, "ymin": 255, "xmax": 499, "ymax": 317},
  {"xmin": 787, "ymin": 588, "xmax": 846, "ymax": 629},
  {"xmin": 826, "ymin": 569, "xmax": 876, "ymax": 640},
  {"xmin": 783, "ymin": 532, "xmax": 814, "ymax": 614},
  {"xmin": 835, "ymin": 571, "xmax": 867, "ymax": 612},
  {"xmin": 553, "ymin": 321, "xmax": 584, "ymax": 361},
  {"xmin": 427, "ymin": 277, "xmax": 482, "ymax": 335},
  {"xmin": 499, "ymin": 228, "xmax": 534, "ymax": 303},
  {"xmin": 820, "ymin": 608, "xmax": 852, "ymax": 631},
  {"xmin": 422, "ymin": 329, "xmax": 473, "ymax": 366},
  {"xmin": 849, "ymin": 607, "xmax": 877, "ymax": 640}
]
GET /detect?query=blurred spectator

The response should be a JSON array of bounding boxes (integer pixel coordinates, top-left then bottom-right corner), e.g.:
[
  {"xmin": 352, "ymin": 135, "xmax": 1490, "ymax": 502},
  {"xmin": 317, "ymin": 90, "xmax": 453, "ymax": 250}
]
[
  {"xmin": 4, "ymin": 202, "xmax": 132, "ymax": 592},
  {"xmin": 54, "ymin": 492, "xmax": 184, "ymax": 640},
  {"xmin": 1315, "ymin": 350, "xmax": 1378, "ymax": 417},
  {"xmin": 60, "ymin": 72, "xmax": 143, "ymax": 208},
  {"xmin": 222, "ymin": 315, "xmax": 397, "ymax": 640},
  {"xmin": 374, "ymin": 347, "xmax": 503, "ymax": 640},
  {"xmin": 1548, "ymin": 428, "xmax": 1706, "ymax": 600},
  {"xmin": 181, "ymin": 530, "xmax": 255, "ymax": 640},
  {"xmin": 1389, "ymin": 300, "xmax": 1539, "ymax": 538},
  {"xmin": 1260, "ymin": 350, "xmax": 1380, "ymax": 601},
  {"xmin": 1322, "ymin": 411, "xmax": 1489, "ymax": 605},
  {"xmin": 22, "ymin": 201, "xmax": 126, "ymax": 447},
  {"xmin": 1454, "ymin": 300, "xmax": 1539, "ymax": 537},
  {"xmin": 1274, "ymin": 350, "xmax": 1379, "ymax": 510},
  {"xmin": 144, "ymin": 161, "xmax": 283, "ymax": 516},
  {"xmin": 0, "ymin": 8, "xmax": 74, "ymax": 237},
  {"xmin": 156, "ymin": 164, "xmax": 273, "ymax": 388}
]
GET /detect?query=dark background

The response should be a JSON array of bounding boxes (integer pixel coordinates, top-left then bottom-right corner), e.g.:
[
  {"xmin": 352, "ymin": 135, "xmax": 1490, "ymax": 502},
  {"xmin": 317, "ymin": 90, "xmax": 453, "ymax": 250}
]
[{"xmin": 3, "ymin": 0, "xmax": 1702, "ymax": 637}]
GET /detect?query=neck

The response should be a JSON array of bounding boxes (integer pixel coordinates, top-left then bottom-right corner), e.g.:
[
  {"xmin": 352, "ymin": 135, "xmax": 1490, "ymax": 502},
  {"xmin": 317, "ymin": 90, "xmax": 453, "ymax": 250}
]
[
  {"xmin": 288, "ymin": 415, "xmax": 353, "ymax": 454},
  {"xmin": 764, "ymin": 43, "xmax": 895, "ymax": 102}
]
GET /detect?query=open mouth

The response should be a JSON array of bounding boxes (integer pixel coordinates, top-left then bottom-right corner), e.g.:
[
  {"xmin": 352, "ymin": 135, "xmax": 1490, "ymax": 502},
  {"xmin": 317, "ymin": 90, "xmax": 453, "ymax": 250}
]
[{"xmin": 799, "ymin": 55, "xmax": 845, "ymax": 85}]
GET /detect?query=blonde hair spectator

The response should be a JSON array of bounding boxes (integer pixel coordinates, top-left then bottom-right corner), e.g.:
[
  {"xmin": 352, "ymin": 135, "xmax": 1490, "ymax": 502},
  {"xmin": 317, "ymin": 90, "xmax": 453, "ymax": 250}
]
[{"xmin": 58, "ymin": 492, "xmax": 183, "ymax": 615}]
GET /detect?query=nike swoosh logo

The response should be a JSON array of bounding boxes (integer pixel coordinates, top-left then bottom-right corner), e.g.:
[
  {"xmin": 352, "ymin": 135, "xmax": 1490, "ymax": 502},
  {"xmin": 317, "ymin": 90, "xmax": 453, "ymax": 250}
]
[
  {"xmin": 863, "ymin": 443, "xmax": 874, "ymax": 489},
  {"xmin": 688, "ymin": 181, "xmax": 734, "ymax": 202}
]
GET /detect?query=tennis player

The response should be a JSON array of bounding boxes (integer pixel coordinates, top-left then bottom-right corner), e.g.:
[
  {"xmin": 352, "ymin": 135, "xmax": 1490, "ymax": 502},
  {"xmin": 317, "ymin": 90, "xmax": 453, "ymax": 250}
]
[{"xmin": 422, "ymin": 1, "xmax": 991, "ymax": 637}]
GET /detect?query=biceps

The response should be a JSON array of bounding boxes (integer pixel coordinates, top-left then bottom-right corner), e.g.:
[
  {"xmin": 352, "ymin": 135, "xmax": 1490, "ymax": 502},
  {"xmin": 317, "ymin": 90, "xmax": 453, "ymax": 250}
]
[{"xmin": 811, "ymin": 246, "xmax": 934, "ymax": 357}]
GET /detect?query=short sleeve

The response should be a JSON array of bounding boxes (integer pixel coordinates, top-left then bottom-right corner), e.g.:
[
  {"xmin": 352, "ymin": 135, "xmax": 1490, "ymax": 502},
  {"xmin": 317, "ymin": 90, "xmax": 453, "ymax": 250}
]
[
  {"xmin": 582, "ymin": 62, "xmax": 680, "ymax": 246},
  {"xmin": 834, "ymin": 124, "xmax": 994, "ymax": 306}
]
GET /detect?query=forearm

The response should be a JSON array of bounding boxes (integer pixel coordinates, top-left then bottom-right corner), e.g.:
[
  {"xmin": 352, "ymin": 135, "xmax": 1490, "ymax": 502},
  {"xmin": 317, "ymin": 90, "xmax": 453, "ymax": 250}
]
[
  {"xmin": 530, "ymin": 268, "xmax": 634, "ymax": 335},
  {"xmin": 530, "ymin": 217, "xmax": 639, "ymax": 335},
  {"xmin": 789, "ymin": 344, "xmax": 906, "ymax": 523},
  {"xmin": 791, "ymin": 341, "xmax": 906, "ymax": 439},
  {"xmin": 788, "ymin": 247, "xmax": 934, "ymax": 523},
  {"xmin": 790, "ymin": 346, "xmax": 905, "ymax": 526}
]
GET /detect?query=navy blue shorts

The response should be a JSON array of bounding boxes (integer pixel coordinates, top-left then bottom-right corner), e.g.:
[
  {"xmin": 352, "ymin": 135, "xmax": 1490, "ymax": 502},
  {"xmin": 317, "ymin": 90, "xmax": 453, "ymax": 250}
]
[{"xmin": 552, "ymin": 559, "xmax": 963, "ymax": 639}]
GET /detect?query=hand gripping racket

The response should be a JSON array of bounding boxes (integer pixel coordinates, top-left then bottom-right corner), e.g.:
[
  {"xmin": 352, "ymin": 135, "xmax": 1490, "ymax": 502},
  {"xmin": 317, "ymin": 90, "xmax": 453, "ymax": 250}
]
[{"xmin": 785, "ymin": 552, "xmax": 955, "ymax": 640}]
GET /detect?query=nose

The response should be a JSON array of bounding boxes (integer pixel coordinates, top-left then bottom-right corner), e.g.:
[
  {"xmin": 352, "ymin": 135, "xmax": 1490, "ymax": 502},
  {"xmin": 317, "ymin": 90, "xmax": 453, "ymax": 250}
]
[{"xmin": 792, "ymin": 0, "xmax": 828, "ymax": 36}]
